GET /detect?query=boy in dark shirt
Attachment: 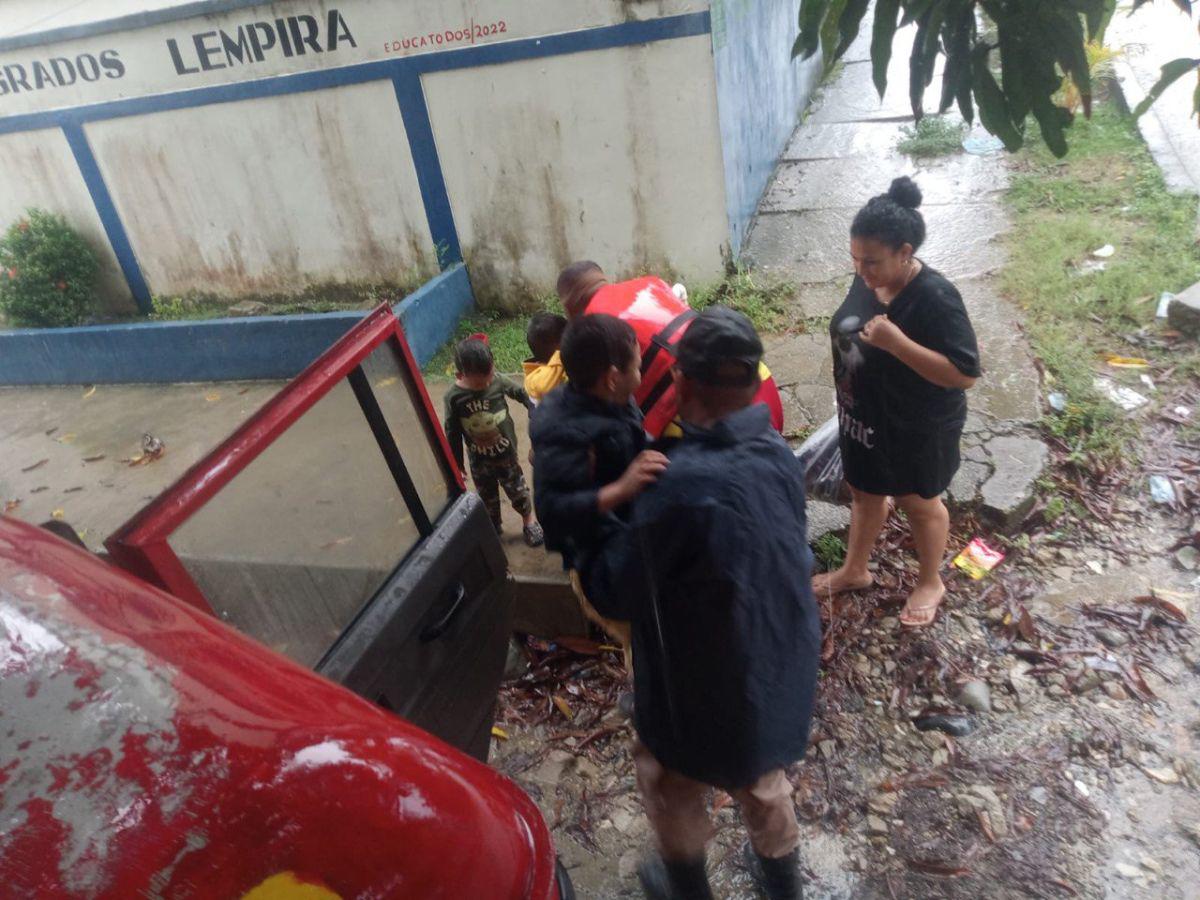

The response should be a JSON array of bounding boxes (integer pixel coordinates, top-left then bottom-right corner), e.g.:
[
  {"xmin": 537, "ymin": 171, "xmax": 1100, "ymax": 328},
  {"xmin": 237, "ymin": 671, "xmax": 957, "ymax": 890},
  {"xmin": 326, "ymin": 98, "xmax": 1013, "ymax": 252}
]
[
  {"xmin": 442, "ymin": 337, "xmax": 544, "ymax": 547},
  {"xmin": 530, "ymin": 314, "xmax": 668, "ymax": 667}
]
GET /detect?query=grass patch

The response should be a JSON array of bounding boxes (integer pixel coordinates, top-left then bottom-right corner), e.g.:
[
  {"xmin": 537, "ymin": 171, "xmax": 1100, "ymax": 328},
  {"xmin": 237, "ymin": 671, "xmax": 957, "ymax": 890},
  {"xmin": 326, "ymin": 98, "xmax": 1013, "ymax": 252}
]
[
  {"xmin": 812, "ymin": 532, "xmax": 847, "ymax": 572},
  {"xmin": 423, "ymin": 299, "xmax": 555, "ymax": 379},
  {"xmin": 423, "ymin": 268, "xmax": 796, "ymax": 379},
  {"xmin": 147, "ymin": 277, "xmax": 426, "ymax": 322},
  {"xmin": 897, "ymin": 116, "xmax": 967, "ymax": 158},
  {"xmin": 689, "ymin": 267, "xmax": 792, "ymax": 333},
  {"xmin": 1001, "ymin": 103, "xmax": 1200, "ymax": 470}
]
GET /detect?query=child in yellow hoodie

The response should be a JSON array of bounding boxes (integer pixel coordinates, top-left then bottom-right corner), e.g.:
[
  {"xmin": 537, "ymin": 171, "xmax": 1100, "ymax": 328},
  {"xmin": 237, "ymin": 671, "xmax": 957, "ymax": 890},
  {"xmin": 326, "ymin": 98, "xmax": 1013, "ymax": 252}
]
[{"xmin": 522, "ymin": 311, "xmax": 568, "ymax": 402}]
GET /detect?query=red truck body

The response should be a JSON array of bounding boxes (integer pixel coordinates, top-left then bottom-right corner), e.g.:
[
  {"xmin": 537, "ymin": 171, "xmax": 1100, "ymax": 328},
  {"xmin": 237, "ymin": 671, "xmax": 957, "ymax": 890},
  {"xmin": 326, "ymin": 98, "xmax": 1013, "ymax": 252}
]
[{"xmin": 0, "ymin": 516, "xmax": 560, "ymax": 898}]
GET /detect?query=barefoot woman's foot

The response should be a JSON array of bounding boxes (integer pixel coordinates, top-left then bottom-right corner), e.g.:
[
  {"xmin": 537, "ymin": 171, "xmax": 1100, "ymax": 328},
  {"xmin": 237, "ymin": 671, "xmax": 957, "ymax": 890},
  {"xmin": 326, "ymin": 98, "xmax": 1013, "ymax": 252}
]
[
  {"xmin": 899, "ymin": 581, "xmax": 946, "ymax": 627},
  {"xmin": 811, "ymin": 567, "xmax": 875, "ymax": 596}
]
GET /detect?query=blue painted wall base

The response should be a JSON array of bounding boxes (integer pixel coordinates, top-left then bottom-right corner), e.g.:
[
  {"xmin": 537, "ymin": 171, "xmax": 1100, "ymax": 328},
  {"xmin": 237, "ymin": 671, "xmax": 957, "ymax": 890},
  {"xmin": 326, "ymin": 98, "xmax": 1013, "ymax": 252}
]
[{"xmin": 0, "ymin": 264, "xmax": 473, "ymax": 386}]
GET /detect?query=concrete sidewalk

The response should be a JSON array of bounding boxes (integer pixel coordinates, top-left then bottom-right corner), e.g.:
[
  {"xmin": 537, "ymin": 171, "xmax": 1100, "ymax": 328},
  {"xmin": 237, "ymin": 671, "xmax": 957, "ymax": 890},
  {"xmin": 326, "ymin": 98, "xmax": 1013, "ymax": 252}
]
[
  {"xmin": 743, "ymin": 23, "xmax": 1045, "ymax": 528},
  {"xmin": 1109, "ymin": 2, "xmax": 1200, "ymax": 199},
  {"xmin": 0, "ymin": 378, "xmax": 560, "ymax": 586}
]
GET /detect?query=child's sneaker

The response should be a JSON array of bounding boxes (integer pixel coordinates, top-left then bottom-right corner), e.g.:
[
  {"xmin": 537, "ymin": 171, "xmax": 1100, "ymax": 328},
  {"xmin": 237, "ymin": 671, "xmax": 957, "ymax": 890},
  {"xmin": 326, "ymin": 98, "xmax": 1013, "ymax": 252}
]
[{"xmin": 522, "ymin": 522, "xmax": 544, "ymax": 547}]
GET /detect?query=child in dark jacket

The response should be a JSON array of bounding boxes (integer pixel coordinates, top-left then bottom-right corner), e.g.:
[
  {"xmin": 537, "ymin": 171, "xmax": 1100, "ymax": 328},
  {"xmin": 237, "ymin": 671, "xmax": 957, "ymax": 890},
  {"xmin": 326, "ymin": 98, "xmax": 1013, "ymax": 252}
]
[{"xmin": 530, "ymin": 314, "xmax": 668, "ymax": 666}]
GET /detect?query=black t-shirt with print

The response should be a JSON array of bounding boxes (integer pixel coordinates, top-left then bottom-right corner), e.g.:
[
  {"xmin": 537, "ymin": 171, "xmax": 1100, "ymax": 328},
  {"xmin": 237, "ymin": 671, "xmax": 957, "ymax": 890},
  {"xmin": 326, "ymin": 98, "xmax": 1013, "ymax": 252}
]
[{"xmin": 828, "ymin": 264, "xmax": 981, "ymax": 497}]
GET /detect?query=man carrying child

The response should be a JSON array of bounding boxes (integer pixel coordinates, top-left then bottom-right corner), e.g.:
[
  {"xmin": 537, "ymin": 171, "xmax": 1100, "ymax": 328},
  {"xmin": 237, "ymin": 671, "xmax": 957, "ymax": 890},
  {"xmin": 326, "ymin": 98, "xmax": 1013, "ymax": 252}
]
[{"xmin": 617, "ymin": 307, "xmax": 819, "ymax": 900}]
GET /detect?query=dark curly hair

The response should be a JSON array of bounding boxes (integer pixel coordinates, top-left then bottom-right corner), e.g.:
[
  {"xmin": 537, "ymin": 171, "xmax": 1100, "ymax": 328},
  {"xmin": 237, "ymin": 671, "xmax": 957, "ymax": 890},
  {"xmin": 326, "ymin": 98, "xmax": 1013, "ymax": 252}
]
[
  {"xmin": 560, "ymin": 313, "xmax": 637, "ymax": 390},
  {"xmin": 850, "ymin": 176, "xmax": 926, "ymax": 251}
]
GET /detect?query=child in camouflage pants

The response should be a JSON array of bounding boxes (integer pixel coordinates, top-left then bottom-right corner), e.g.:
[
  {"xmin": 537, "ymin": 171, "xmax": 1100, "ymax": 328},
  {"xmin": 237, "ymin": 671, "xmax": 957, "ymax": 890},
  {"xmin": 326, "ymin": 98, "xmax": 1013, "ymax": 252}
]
[{"xmin": 442, "ymin": 336, "xmax": 545, "ymax": 547}]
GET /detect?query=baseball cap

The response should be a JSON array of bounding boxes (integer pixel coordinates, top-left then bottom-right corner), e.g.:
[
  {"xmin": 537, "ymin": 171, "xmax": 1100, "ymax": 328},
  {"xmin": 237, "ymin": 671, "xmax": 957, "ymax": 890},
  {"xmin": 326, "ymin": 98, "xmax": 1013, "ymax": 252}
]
[{"xmin": 675, "ymin": 306, "xmax": 763, "ymax": 387}]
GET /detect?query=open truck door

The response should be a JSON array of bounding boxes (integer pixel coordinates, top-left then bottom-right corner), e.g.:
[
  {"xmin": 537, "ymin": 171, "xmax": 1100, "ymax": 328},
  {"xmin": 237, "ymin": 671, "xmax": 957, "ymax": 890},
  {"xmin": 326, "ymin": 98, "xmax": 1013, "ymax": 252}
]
[{"xmin": 106, "ymin": 305, "xmax": 511, "ymax": 760}]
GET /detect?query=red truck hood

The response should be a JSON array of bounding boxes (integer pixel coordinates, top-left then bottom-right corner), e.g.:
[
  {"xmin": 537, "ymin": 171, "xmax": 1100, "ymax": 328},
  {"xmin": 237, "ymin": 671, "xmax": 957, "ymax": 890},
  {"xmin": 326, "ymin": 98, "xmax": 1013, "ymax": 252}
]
[{"xmin": 0, "ymin": 516, "xmax": 557, "ymax": 899}]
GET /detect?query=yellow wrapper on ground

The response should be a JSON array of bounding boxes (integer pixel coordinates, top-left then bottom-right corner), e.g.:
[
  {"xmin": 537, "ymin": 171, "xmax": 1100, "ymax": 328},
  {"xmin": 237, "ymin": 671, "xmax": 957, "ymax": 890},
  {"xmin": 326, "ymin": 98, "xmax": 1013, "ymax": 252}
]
[{"xmin": 952, "ymin": 538, "xmax": 1006, "ymax": 579}]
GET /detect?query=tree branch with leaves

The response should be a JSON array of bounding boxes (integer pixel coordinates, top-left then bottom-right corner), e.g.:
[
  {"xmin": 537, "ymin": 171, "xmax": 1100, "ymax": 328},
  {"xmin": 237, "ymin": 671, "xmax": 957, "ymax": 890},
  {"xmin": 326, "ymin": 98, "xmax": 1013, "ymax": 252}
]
[{"xmin": 793, "ymin": 0, "xmax": 1198, "ymax": 158}]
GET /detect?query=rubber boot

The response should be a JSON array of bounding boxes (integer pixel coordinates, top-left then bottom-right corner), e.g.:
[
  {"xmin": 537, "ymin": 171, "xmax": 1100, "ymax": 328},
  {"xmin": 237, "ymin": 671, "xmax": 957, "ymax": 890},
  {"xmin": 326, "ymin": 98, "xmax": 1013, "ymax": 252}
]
[
  {"xmin": 744, "ymin": 842, "xmax": 803, "ymax": 900},
  {"xmin": 636, "ymin": 854, "xmax": 714, "ymax": 900}
]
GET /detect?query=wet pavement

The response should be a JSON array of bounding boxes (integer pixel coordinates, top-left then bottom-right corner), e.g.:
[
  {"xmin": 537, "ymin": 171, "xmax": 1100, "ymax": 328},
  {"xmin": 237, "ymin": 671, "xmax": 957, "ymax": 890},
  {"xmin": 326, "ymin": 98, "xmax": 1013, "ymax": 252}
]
[
  {"xmin": 746, "ymin": 23, "xmax": 1042, "ymax": 524},
  {"xmin": 1109, "ymin": 3, "xmax": 1200, "ymax": 199},
  {"xmin": 0, "ymin": 378, "xmax": 560, "ymax": 586}
]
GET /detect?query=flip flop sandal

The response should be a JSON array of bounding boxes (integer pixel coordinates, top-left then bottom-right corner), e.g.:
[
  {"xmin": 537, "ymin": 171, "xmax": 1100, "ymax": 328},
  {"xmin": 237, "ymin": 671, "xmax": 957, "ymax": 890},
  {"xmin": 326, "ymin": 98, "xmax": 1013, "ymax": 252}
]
[
  {"xmin": 899, "ymin": 599, "xmax": 944, "ymax": 628},
  {"xmin": 523, "ymin": 522, "xmax": 544, "ymax": 547}
]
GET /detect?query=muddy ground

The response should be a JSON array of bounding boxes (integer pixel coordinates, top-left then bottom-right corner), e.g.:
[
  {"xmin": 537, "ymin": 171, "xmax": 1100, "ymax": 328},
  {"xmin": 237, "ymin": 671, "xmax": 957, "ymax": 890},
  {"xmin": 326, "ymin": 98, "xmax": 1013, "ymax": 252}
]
[{"xmin": 492, "ymin": 383, "xmax": 1200, "ymax": 898}]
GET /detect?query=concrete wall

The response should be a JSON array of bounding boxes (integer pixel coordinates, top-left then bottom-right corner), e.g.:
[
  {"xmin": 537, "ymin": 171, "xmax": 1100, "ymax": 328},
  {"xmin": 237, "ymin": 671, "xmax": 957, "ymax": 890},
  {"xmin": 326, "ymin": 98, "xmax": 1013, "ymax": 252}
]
[
  {"xmin": 711, "ymin": 0, "xmax": 823, "ymax": 256},
  {"xmin": 85, "ymin": 80, "xmax": 435, "ymax": 297},
  {"xmin": 424, "ymin": 35, "xmax": 730, "ymax": 306},
  {"xmin": 0, "ymin": 0, "xmax": 725, "ymax": 312}
]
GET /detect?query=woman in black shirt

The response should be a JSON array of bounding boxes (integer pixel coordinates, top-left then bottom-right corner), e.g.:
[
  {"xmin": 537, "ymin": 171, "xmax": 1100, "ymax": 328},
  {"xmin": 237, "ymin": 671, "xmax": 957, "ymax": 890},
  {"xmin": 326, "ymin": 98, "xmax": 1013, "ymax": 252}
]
[{"xmin": 813, "ymin": 177, "xmax": 981, "ymax": 626}]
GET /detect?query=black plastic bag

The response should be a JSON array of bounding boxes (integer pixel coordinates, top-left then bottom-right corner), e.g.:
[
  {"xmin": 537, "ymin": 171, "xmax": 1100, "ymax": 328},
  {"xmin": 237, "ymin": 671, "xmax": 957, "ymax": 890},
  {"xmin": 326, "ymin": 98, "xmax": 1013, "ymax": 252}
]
[{"xmin": 795, "ymin": 416, "xmax": 848, "ymax": 503}]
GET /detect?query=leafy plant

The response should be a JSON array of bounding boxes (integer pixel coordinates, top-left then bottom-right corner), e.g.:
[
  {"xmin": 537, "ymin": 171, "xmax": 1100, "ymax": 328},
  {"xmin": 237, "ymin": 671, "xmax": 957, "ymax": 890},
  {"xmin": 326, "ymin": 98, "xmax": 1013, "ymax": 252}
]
[
  {"xmin": 0, "ymin": 210, "xmax": 99, "ymax": 328},
  {"xmin": 897, "ymin": 115, "xmax": 968, "ymax": 156},
  {"xmin": 793, "ymin": 1, "xmax": 1199, "ymax": 158},
  {"xmin": 1058, "ymin": 40, "xmax": 1122, "ymax": 114},
  {"xmin": 812, "ymin": 532, "xmax": 848, "ymax": 571},
  {"xmin": 689, "ymin": 266, "xmax": 792, "ymax": 332}
]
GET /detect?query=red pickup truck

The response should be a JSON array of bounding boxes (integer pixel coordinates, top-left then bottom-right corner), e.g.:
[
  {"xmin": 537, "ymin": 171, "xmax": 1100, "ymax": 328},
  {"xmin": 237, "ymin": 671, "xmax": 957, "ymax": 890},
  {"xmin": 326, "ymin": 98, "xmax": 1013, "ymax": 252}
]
[{"xmin": 0, "ymin": 307, "xmax": 574, "ymax": 898}]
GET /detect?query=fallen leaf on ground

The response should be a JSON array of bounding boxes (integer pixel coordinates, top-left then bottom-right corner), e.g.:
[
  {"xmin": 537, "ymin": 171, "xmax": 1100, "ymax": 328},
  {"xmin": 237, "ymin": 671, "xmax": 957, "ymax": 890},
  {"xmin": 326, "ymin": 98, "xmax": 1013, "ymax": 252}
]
[
  {"xmin": 1135, "ymin": 590, "xmax": 1188, "ymax": 623},
  {"xmin": 81, "ymin": 386, "xmax": 96, "ymax": 399},
  {"xmin": 552, "ymin": 695, "xmax": 574, "ymax": 720},
  {"xmin": 21, "ymin": 459, "xmax": 48, "ymax": 472},
  {"xmin": 977, "ymin": 809, "xmax": 997, "ymax": 842},
  {"xmin": 905, "ymin": 859, "xmax": 971, "ymax": 877},
  {"xmin": 44, "ymin": 428, "xmax": 57, "ymax": 436},
  {"xmin": 82, "ymin": 454, "xmax": 106, "ymax": 463},
  {"xmin": 1142, "ymin": 766, "xmax": 1180, "ymax": 785},
  {"xmin": 51, "ymin": 509, "xmax": 65, "ymax": 520},
  {"xmin": 1105, "ymin": 356, "xmax": 1150, "ymax": 369},
  {"xmin": 4, "ymin": 499, "xmax": 20, "ymax": 513},
  {"xmin": 30, "ymin": 486, "xmax": 48, "ymax": 494},
  {"xmin": 54, "ymin": 433, "xmax": 76, "ymax": 444},
  {"xmin": 205, "ymin": 392, "xmax": 221, "ymax": 402},
  {"xmin": 63, "ymin": 487, "xmax": 84, "ymax": 494},
  {"xmin": 491, "ymin": 725, "xmax": 509, "ymax": 741},
  {"xmin": 375, "ymin": 376, "xmax": 399, "ymax": 388}
]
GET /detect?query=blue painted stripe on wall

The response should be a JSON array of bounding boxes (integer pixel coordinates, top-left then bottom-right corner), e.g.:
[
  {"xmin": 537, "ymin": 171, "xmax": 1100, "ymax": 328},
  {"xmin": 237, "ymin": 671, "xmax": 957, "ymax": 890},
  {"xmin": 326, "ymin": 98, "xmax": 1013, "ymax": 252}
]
[
  {"xmin": 60, "ymin": 123, "xmax": 154, "ymax": 314},
  {"xmin": 0, "ymin": 13, "xmax": 711, "ymax": 311},
  {"xmin": 392, "ymin": 74, "xmax": 462, "ymax": 269},
  {"xmin": 0, "ymin": 13, "xmax": 712, "ymax": 137},
  {"xmin": 0, "ymin": 264, "xmax": 474, "ymax": 386}
]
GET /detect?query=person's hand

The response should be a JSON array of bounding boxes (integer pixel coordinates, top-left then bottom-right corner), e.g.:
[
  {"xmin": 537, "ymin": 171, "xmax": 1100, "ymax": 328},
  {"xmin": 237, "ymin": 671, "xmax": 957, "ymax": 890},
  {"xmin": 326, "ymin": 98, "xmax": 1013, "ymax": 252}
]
[
  {"xmin": 616, "ymin": 450, "xmax": 669, "ymax": 501},
  {"xmin": 859, "ymin": 315, "xmax": 905, "ymax": 353}
]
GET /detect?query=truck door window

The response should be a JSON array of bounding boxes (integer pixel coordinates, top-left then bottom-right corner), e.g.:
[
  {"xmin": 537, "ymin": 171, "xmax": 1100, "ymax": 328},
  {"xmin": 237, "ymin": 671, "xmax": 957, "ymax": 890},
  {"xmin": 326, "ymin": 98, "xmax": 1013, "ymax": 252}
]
[
  {"xmin": 168, "ymin": 377, "xmax": 421, "ymax": 666},
  {"xmin": 105, "ymin": 308, "xmax": 462, "ymax": 669}
]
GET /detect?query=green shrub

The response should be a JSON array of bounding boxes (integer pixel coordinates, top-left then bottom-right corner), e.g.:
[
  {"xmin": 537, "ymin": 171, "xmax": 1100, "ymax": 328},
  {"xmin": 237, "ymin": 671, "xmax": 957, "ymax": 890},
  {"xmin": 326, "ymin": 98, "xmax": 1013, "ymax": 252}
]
[
  {"xmin": 0, "ymin": 210, "xmax": 99, "ymax": 328},
  {"xmin": 897, "ymin": 116, "xmax": 967, "ymax": 158}
]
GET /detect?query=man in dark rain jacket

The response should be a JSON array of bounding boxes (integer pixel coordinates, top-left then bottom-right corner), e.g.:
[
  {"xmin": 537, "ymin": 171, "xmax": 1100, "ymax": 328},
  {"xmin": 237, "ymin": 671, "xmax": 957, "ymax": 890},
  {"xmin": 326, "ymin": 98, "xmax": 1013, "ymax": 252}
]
[{"xmin": 621, "ymin": 307, "xmax": 821, "ymax": 900}]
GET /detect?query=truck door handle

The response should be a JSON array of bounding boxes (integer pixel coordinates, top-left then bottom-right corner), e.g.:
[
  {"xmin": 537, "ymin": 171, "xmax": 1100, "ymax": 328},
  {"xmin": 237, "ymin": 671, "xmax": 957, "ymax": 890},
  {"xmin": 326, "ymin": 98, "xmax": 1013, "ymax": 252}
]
[{"xmin": 420, "ymin": 582, "xmax": 467, "ymax": 642}]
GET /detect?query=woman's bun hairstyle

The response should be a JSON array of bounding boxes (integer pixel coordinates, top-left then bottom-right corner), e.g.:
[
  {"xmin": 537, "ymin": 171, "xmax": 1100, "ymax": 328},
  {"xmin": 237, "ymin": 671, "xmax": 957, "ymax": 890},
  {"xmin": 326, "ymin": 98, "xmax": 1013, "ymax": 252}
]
[
  {"xmin": 851, "ymin": 176, "xmax": 927, "ymax": 251},
  {"xmin": 886, "ymin": 176, "xmax": 922, "ymax": 210}
]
